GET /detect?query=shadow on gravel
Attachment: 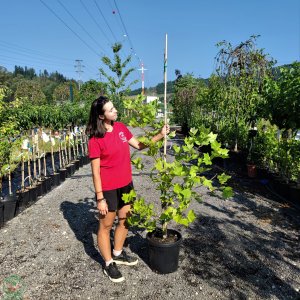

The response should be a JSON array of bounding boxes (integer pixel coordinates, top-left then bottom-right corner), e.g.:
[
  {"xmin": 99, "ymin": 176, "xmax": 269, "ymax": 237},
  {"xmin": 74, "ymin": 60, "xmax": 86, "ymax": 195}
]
[
  {"xmin": 183, "ymin": 213, "xmax": 300, "ymax": 300},
  {"xmin": 125, "ymin": 229, "xmax": 149, "ymax": 266},
  {"xmin": 60, "ymin": 198, "xmax": 103, "ymax": 265},
  {"xmin": 60, "ymin": 199, "xmax": 149, "ymax": 267}
]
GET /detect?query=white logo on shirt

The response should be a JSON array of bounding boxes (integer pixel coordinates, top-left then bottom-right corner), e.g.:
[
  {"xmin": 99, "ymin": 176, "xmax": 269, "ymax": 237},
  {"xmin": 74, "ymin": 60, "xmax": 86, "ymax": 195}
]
[{"xmin": 119, "ymin": 132, "xmax": 127, "ymax": 143}]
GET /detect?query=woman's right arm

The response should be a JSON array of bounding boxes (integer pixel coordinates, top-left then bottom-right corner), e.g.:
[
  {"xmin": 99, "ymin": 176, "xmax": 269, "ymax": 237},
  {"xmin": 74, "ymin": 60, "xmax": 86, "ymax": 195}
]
[{"xmin": 90, "ymin": 157, "xmax": 108, "ymax": 215}]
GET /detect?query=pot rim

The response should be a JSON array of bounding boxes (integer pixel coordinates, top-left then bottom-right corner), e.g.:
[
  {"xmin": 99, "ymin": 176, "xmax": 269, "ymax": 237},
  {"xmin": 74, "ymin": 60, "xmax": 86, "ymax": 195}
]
[{"xmin": 146, "ymin": 228, "xmax": 182, "ymax": 247}]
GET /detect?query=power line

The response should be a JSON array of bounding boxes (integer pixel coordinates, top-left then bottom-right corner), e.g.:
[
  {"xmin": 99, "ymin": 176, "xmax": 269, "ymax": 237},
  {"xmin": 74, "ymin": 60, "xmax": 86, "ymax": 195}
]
[
  {"xmin": 0, "ymin": 40, "xmax": 73, "ymax": 62},
  {"xmin": 80, "ymin": 0, "xmax": 112, "ymax": 46},
  {"xmin": 56, "ymin": 0, "xmax": 108, "ymax": 56},
  {"xmin": 0, "ymin": 45, "xmax": 74, "ymax": 67},
  {"xmin": 93, "ymin": 0, "xmax": 118, "ymax": 43},
  {"xmin": 94, "ymin": 0, "xmax": 136, "ymax": 78},
  {"xmin": 113, "ymin": 0, "xmax": 142, "ymax": 64},
  {"xmin": 39, "ymin": 0, "xmax": 101, "ymax": 57},
  {"xmin": 0, "ymin": 40, "xmax": 98, "ymax": 79}
]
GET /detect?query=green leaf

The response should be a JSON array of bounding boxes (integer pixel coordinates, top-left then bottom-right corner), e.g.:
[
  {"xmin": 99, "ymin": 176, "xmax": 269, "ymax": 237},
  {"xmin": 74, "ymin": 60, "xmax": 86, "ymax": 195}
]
[
  {"xmin": 222, "ymin": 186, "xmax": 233, "ymax": 198},
  {"xmin": 169, "ymin": 131, "xmax": 176, "ymax": 138},
  {"xmin": 173, "ymin": 183, "xmax": 182, "ymax": 195},
  {"xmin": 217, "ymin": 173, "xmax": 231, "ymax": 185},
  {"xmin": 181, "ymin": 189, "xmax": 191, "ymax": 199},
  {"xmin": 122, "ymin": 189, "xmax": 136, "ymax": 203},
  {"xmin": 203, "ymin": 153, "xmax": 212, "ymax": 165},
  {"xmin": 202, "ymin": 178, "xmax": 214, "ymax": 191},
  {"xmin": 187, "ymin": 209, "xmax": 196, "ymax": 222}
]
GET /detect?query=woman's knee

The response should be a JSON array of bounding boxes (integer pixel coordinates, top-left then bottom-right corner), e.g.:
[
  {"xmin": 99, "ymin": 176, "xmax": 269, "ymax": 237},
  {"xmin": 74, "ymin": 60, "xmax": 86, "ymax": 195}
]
[
  {"xmin": 118, "ymin": 204, "xmax": 131, "ymax": 219},
  {"xmin": 99, "ymin": 223, "xmax": 113, "ymax": 232},
  {"xmin": 117, "ymin": 217, "xmax": 129, "ymax": 230},
  {"xmin": 99, "ymin": 219, "xmax": 114, "ymax": 232}
]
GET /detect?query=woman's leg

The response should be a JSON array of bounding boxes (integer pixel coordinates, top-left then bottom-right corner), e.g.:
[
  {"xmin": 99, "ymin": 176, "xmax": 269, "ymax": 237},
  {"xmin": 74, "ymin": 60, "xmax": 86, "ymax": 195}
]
[
  {"xmin": 114, "ymin": 204, "xmax": 131, "ymax": 251},
  {"xmin": 98, "ymin": 211, "xmax": 116, "ymax": 261}
]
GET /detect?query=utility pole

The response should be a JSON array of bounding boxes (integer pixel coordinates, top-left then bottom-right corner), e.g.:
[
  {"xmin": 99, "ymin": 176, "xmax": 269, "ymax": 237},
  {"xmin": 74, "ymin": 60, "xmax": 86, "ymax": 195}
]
[
  {"xmin": 74, "ymin": 59, "xmax": 84, "ymax": 90},
  {"xmin": 97, "ymin": 72, "xmax": 102, "ymax": 82},
  {"xmin": 138, "ymin": 62, "xmax": 147, "ymax": 96}
]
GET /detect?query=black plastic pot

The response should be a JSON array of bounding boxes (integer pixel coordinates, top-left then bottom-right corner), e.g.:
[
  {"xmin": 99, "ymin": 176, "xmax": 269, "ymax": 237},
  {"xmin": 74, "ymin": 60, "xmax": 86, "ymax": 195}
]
[
  {"xmin": 45, "ymin": 177, "xmax": 52, "ymax": 192},
  {"xmin": 146, "ymin": 229, "xmax": 182, "ymax": 274},
  {"xmin": 50, "ymin": 173, "xmax": 61, "ymax": 187},
  {"xmin": 16, "ymin": 189, "xmax": 30, "ymax": 214},
  {"xmin": 79, "ymin": 156, "xmax": 84, "ymax": 168},
  {"xmin": 0, "ymin": 202, "xmax": 4, "ymax": 228},
  {"xmin": 289, "ymin": 185, "xmax": 300, "ymax": 203},
  {"xmin": 1, "ymin": 194, "xmax": 17, "ymax": 223},
  {"xmin": 66, "ymin": 165, "xmax": 72, "ymax": 178},
  {"xmin": 70, "ymin": 163, "xmax": 76, "ymax": 175},
  {"xmin": 74, "ymin": 159, "xmax": 80, "ymax": 170},
  {"xmin": 36, "ymin": 181, "xmax": 45, "ymax": 197},
  {"xmin": 83, "ymin": 156, "xmax": 90, "ymax": 165},
  {"xmin": 59, "ymin": 169, "xmax": 67, "ymax": 182},
  {"xmin": 27, "ymin": 186, "xmax": 37, "ymax": 204},
  {"xmin": 278, "ymin": 180, "xmax": 290, "ymax": 200}
]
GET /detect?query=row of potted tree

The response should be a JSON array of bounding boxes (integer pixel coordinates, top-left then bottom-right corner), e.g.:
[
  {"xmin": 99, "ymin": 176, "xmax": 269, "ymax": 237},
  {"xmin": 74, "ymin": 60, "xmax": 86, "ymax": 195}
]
[{"xmin": 0, "ymin": 126, "xmax": 90, "ymax": 228}]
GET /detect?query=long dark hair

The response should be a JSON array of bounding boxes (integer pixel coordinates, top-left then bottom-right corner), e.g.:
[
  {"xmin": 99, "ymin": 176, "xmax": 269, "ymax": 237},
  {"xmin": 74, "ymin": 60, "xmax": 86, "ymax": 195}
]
[{"xmin": 86, "ymin": 96, "xmax": 113, "ymax": 138}]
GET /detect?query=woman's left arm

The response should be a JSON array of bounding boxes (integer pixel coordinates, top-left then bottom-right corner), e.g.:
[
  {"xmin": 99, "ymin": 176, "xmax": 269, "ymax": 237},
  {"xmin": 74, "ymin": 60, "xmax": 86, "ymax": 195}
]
[{"xmin": 128, "ymin": 124, "xmax": 170, "ymax": 150}]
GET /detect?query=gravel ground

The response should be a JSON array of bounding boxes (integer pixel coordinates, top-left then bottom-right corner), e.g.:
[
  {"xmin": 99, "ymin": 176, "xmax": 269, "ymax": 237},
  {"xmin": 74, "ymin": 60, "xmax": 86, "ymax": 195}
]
[{"xmin": 0, "ymin": 127, "xmax": 300, "ymax": 300}]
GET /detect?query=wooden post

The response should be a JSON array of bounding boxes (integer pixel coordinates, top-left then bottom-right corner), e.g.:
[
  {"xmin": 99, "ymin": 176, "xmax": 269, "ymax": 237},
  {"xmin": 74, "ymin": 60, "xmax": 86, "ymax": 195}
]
[
  {"xmin": 163, "ymin": 33, "xmax": 168, "ymax": 160},
  {"xmin": 21, "ymin": 149, "xmax": 25, "ymax": 190},
  {"xmin": 162, "ymin": 33, "xmax": 168, "ymax": 238},
  {"xmin": 50, "ymin": 131, "xmax": 56, "ymax": 174}
]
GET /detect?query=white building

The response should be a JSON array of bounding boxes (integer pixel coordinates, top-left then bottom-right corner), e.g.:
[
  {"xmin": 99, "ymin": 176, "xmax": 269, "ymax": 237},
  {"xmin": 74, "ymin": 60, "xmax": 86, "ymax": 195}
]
[{"xmin": 145, "ymin": 96, "xmax": 159, "ymax": 104}]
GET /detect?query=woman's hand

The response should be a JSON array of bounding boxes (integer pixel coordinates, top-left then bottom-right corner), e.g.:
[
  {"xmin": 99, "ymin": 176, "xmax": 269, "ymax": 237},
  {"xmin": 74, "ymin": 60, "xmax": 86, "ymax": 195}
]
[
  {"xmin": 97, "ymin": 199, "xmax": 108, "ymax": 215},
  {"xmin": 161, "ymin": 124, "xmax": 170, "ymax": 136}
]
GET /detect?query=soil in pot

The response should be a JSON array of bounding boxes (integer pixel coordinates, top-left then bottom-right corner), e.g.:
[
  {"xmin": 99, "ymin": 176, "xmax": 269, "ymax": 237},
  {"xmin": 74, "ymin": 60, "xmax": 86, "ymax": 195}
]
[
  {"xmin": 1, "ymin": 194, "xmax": 17, "ymax": 223},
  {"xmin": 146, "ymin": 229, "xmax": 182, "ymax": 274}
]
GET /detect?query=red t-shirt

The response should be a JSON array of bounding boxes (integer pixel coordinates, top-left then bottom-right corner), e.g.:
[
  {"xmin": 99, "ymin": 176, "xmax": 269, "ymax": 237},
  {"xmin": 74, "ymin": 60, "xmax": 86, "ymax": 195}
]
[{"xmin": 88, "ymin": 122, "xmax": 133, "ymax": 191}]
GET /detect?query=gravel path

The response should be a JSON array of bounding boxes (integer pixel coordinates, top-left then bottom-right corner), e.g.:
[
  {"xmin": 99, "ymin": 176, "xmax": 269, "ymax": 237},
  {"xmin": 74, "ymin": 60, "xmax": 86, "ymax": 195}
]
[{"xmin": 0, "ymin": 128, "xmax": 299, "ymax": 300}]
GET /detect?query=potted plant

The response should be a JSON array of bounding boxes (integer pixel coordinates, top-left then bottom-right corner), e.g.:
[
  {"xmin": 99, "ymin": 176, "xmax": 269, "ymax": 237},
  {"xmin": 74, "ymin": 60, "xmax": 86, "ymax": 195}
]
[
  {"xmin": 49, "ymin": 130, "xmax": 61, "ymax": 187},
  {"xmin": 0, "ymin": 137, "xmax": 16, "ymax": 223},
  {"xmin": 0, "ymin": 135, "xmax": 23, "ymax": 222},
  {"xmin": 122, "ymin": 96, "xmax": 233, "ymax": 274},
  {"xmin": 246, "ymin": 125, "xmax": 259, "ymax": 178},
  {"xmin": 15, "ymin": 138, "xmax": 31, "ymax": 214}
]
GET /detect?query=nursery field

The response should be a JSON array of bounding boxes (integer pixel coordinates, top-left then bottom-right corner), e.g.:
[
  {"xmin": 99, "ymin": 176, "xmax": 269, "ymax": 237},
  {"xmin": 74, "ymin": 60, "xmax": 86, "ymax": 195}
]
[{"xmin": 0, "ymin": 128, "xmax": 299, "ymax": 300}]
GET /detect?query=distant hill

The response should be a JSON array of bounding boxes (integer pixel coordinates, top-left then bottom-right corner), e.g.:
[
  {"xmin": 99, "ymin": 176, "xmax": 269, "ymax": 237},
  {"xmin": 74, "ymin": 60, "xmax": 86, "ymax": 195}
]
[
  {"xmin": 130, "ymin": 63, "xmax": 300, "ymax": 96},
  {"xmin": 129, "ymin": 77, "xmax": 209, "ymax": 96}
]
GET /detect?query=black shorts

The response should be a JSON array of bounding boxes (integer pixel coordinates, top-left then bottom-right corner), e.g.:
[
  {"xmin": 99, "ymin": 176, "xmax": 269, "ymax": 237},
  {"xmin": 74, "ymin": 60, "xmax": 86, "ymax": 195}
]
[{"xmin": 102, "ymin": 182, "xmax": 134, "ymax": 211}]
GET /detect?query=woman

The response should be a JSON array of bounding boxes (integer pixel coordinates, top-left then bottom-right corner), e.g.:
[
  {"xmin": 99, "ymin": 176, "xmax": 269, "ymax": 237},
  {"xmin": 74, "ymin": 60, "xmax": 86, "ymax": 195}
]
[{"xmin": 87, "ymin": 96, "xmax": 169, "ymax": 283}]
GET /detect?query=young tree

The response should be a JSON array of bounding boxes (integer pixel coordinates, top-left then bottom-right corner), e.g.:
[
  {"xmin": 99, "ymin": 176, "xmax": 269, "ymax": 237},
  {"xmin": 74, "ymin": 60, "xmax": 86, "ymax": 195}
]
[
  {"xmin": 79, "ymin": 80, "xmax": 107, "ymax": 105},
  {"xmin": 99, "ymin": 43, "xmax": 138, "ymax": 117},
  {"xmin": 215, "ymin": 35, "xmax": 275, "ymax": 151},
  {"xmin": 53, "ymin": 81, "xmax": 79, "ymax": 104},
  {"xmin": 263, "ymin": 62, "xmax": 300, "ymax": 131},
  {"xmin": 14, "ymin": 79, "xmax": 46, "ymax": 105}
]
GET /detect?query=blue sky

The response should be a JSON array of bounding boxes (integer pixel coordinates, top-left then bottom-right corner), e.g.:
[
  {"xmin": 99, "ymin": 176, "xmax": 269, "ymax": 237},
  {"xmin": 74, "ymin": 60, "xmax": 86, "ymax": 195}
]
[{"xmin": 0, "ymin": 0, "xmax": 299, "ymax": 90}]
